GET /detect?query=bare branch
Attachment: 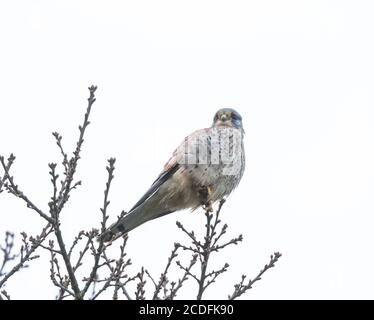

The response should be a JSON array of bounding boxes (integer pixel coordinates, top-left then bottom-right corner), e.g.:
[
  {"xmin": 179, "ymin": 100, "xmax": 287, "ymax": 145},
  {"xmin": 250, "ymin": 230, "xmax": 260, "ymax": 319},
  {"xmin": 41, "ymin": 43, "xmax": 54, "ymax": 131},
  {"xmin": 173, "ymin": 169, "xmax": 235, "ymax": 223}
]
[
  {"xmin": 49, "ymin": 246, "xmax": 75, "ymax": 298},
  {"xmin": 0, "ymin": 290, "xmax": 10, "ymax": 300},
  {"xmin": 176, "ymin": 260, "xmax": 199, "ymax": 283},
  {"xmin": 52, "ymin": 132, "xmax": 68, "ymax": 174},
  {"xmin": 151, "ymin": 243, "xmax": 180, "ymax": 300},
  {"xmin": 135, "ymin": 267, "xmax": 146, "ymax": 300},
  {"xmin": 0, "ymin": 224, "xmax": 53, "ymax": 289},
  {"xmin": 0, "ymin": 232, "xmax": 18, "ymax": 277},
  {"xmin": 203, "ymin": 263, "xmax": 229, "ymax": 291},
  {"xmin": 166, "ymin": 254, "xmax": 198, "ymax": 300},
  {"xmin": 176, "ymin": 222, "xmax": 202, "ymax": 249},
  {"xmin": 81, "ymin": 158, "xmax": 116, "ymax": 298},
  {"xmin": 176, "ymin": 199, "xmax": 245, "ymax": 300},
  {"xmin": 228, "ymin": 252, "xmax": 282, "ymax": 300},
  {"xmin": 0, "ymin": 154, "xmax": 15, "ymax": 194},
  {"xmin": 48, "ymin": 85, "xmax": 98, "ymax": 299},
  {"xmin": 88, "ymin": 235, "xmax": 131, "ymax": 300},
  {"xmin": 56, "ymin": 85, "xmax": 97, "ymax": 212},
  {"xmin": 68, "ymin": 231, "xmax": 85, "ymax": 258},
  {"xmin": 0, "ymin": 86, "xmax": 282, "ymax": 301},
  {"xmin": 0, "ymin": 156, "xmax": 54, "ymax": 224}
]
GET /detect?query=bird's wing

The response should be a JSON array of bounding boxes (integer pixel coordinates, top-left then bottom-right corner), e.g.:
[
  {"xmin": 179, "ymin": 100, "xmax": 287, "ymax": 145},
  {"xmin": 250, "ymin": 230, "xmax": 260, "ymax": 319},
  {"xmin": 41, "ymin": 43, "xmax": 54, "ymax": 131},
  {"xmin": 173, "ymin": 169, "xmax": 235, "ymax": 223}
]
[
  {"xmin": 128, "ymin": 128, "xmax": 209, "ymax": 213},
  {"xmin": 129, "ymin": 161, "xmax": 180, "ymax": 213},
  {"xmin": 99, "ymin": 128, "xmax": 212, "ymax": 241}
]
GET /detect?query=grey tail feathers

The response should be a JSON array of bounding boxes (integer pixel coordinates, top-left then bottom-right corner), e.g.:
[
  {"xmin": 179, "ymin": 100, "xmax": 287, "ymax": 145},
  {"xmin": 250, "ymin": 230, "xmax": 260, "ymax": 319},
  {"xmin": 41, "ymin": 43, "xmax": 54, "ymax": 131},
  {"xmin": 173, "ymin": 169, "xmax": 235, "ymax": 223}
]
[
  {"xmin": 99, "ymin": 211, "xmax": 142, "ymax": 242},
  {"xmin": 99, "ymin": 207, "xmax": 175, "ymax": 242},
  {"xmin": 99, "ymin": 163, "xmax": 180, "ymax": 242}
]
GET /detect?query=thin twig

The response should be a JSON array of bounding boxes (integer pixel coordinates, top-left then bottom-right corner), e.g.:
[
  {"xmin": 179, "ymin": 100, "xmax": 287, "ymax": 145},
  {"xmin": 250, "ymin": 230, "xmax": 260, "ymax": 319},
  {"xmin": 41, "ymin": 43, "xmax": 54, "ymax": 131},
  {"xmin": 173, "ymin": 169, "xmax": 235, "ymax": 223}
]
[
  {"xmin": 49, "ymin": 249, "xmax": 75, "ymax": 297},
  {"xmin": 152, "ymin": 243, "xmax": 180, "ymax": 300},
  {"xmin": 0, "ymin": 232, "xmax": 18, "ymax": 277},
  {"xmin": 176, "ymin": 199, "xmax": 242, "ymax": 300},
  {"xmin": 49, "ymin": 86, "xmax": 98, "ymax": 299},
  {"xmin": 166, "ymin": 254, "xmax": 198, "ymax": 300},
  {"xmin": 0, "ymin": 290, "xmax": 10, "ymax": 300},
  {"xmin": 52, "ymin": 132, "xmax": 68, "ymax": 174},
  {"xmin": 0, "ymin": 154, "xmax": 15, "ymax": 194},
  {"xmin": 0, "ymin": 224, "xmax": 52, "ymax": 288},
  {"xmin": 228, "ymin": 252, "xmax": 282, "ymax": 300},
  {"xmin": 196, "ymin": 201, "xmax": 226, "ymax": 299},
  {"xmin": 81, "ymin": 158, "xmax": 115, "ymax": 298},
  {"xmin": 135, "ymin": 267, "xmax": 146, "ymax": 300},
  {"xmin": 56, "ymin": 85, "xmax": 97, "ymax": 212},
  {"xmin": 0, "ymin": 156, "xmax": 54, "ymax": 224}
]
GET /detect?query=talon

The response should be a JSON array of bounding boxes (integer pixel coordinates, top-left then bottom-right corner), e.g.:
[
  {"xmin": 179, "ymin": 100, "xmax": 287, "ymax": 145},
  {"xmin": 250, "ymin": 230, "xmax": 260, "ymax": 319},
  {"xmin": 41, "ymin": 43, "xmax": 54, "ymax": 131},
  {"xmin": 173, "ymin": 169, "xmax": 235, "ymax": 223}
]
[
  {"xmin": 206, "ymin": 185, "xmax": 213, "ymax": 198},
  {"xmin": 198, "ymin": 185, "xmax": 208, "ymax": 201},
  {"xmin": 198, "ymin": 185, "xmax": 213, "ymax": 206},
  {"xmin": 204, "ymin": 200, "xmax": 214, "ymax": 212}
]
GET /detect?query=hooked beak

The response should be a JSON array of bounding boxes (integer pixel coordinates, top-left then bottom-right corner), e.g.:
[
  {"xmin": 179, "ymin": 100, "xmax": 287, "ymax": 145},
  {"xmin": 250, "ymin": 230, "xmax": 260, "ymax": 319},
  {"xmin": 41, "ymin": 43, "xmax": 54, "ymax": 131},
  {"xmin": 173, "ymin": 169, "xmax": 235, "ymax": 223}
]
[{"xmin": 220, "ymin": 113, "xmax": 228, "ymax": 121}]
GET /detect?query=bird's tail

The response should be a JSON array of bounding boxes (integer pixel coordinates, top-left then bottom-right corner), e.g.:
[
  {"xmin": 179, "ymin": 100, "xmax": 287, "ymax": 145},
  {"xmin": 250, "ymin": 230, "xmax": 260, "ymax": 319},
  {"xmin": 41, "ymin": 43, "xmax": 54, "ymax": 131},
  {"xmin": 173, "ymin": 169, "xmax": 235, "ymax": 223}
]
[
  {"xmin": 98, "ymin": 209, "xmax": 149, "ymax": 242},
  {"xmin": 99, "ymin": 200, "xmax": 175, "ymax": 242}
]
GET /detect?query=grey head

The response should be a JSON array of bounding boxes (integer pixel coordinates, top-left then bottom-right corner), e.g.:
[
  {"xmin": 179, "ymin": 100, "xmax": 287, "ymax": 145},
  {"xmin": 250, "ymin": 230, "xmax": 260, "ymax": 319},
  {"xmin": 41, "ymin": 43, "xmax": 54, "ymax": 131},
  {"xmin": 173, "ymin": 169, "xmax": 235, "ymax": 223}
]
[{"xmin": 212, "ymin": 108, "xmax": 244, "ymax": 131}]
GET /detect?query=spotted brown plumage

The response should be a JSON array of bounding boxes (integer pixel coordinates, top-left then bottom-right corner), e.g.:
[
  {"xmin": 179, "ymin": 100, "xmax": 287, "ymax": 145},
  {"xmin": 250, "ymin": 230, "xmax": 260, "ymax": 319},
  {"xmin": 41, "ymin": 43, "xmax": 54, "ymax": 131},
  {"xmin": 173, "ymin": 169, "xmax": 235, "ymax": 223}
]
[{"xmin": 100, "ymin": 108, "xmax": 245, "ymax": 242}]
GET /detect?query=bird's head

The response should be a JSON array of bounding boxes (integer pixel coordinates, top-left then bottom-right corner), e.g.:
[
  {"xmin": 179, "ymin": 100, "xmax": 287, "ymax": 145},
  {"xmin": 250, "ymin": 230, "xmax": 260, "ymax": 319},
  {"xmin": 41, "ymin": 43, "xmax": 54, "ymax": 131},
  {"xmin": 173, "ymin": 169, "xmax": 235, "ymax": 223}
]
[{"xmin": 212, "ymin": 108, "xmax": 244, "ymax": 131}]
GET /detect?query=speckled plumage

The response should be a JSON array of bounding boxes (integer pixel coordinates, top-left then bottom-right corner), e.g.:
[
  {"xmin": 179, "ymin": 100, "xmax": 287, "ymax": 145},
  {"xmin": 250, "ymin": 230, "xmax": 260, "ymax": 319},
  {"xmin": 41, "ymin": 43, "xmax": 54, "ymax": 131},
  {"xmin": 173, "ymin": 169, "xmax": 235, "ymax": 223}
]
[{"xmin": 101, "ymin": 108, "xmax": 245, "ymax": 241}]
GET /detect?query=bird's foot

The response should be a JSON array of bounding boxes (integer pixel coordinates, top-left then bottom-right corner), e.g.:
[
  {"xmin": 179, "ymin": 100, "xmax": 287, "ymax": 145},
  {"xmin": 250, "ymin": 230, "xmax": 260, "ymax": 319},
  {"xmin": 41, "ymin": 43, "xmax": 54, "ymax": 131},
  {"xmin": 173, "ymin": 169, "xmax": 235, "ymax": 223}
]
[
  {"xmin": 197, "ymin": 185, "xmax": 214, "ymax": 212},
  {"xmin": 203, "ymin": 200, "xmax": 214, "ymax": 213},
  {"xmin": 198, "ymin": 184, "xmax": 212, "ymax": 201}
]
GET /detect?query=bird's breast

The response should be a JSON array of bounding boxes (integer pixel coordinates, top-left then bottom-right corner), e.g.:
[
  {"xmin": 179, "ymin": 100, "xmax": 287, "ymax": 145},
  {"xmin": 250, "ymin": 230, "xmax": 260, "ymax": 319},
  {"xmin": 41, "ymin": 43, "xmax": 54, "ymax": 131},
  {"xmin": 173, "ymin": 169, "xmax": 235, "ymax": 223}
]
[{"xmin": 181, "ymin": 126, "xmax": 245, "ymax": 201}]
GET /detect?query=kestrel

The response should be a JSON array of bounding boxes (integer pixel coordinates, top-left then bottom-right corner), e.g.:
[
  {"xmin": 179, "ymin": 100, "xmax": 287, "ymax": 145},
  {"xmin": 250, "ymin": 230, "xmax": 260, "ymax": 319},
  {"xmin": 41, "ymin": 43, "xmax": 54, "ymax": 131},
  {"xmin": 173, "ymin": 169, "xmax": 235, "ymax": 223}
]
[{"xmin": 101, "ymin": 108, "xmax": 245, "ymax": 241}]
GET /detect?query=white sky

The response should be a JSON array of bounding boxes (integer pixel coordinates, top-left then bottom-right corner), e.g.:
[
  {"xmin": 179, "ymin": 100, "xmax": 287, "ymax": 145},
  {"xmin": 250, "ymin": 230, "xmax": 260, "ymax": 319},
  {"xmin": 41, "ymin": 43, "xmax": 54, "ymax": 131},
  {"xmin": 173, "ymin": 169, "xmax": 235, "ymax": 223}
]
[{"xmin": 0, "ymin": 0, "xmax": 374, "ymax": 299}]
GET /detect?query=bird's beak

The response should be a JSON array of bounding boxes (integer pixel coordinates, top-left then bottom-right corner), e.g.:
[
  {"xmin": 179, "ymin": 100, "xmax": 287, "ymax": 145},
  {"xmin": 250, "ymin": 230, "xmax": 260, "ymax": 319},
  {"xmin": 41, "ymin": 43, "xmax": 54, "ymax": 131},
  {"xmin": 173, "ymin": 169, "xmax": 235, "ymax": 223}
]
[{"xmin": 220, "ymin": 113, "xmax": 228, "ymax": 121}]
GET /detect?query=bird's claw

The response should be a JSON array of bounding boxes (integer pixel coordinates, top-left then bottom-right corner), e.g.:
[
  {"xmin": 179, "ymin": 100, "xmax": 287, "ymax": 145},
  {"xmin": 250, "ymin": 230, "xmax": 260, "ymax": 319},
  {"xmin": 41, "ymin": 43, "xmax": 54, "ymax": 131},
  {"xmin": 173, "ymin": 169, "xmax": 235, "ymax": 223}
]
[
  {"xmin": 203, "ymin": 200, "xmax": 214, "ymax": 212},
  {"xmin": 198, "ymin": 185, "xmax": 212, "ymax": 201},
  {"xmin": 198, "ymin": 185, "xmax": 214, "ymax": 212}
]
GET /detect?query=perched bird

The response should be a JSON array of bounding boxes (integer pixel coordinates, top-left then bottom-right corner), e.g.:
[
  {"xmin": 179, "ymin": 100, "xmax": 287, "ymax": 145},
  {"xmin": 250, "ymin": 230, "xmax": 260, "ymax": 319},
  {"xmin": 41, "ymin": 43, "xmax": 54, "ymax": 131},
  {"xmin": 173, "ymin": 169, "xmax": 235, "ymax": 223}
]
[{"xmin": 100, "ymin": 108, "xmax": 245, "ymax": 242}]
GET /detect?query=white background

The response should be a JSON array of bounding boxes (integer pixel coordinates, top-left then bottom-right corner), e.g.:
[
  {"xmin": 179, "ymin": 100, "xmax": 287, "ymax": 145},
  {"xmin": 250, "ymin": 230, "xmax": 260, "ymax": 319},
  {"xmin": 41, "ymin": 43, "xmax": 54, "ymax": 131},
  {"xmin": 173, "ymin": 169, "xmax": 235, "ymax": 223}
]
[{"xmin": 1, "ymin": 0, "xmax": 374, "ymax": 299}]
